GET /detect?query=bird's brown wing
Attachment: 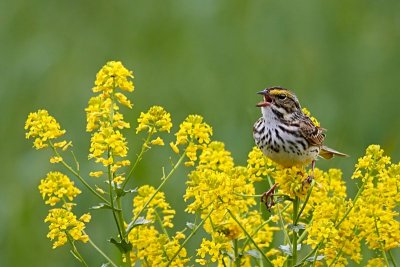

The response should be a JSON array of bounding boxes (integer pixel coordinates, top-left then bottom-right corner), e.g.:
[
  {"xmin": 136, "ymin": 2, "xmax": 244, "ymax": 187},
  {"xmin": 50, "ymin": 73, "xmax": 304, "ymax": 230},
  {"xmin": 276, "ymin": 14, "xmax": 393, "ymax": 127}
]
[{"xmin": 298, "ymin": 115, "xmax": 326, "ymax": 146}]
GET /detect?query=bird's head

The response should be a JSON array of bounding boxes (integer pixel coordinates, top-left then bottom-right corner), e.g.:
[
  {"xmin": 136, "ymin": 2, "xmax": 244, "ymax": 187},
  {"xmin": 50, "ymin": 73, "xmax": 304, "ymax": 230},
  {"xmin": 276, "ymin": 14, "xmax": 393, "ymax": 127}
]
[{"xmin": 256, "ymin": 86, "xmax": 301, "ymax": 115}]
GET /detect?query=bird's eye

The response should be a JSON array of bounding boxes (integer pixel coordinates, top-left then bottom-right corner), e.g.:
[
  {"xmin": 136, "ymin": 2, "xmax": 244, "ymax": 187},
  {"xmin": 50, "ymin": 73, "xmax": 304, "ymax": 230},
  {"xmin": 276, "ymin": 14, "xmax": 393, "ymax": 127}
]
[{"xmin": 277, "ymin": 94, "xmax": 287, "ymax": 100}]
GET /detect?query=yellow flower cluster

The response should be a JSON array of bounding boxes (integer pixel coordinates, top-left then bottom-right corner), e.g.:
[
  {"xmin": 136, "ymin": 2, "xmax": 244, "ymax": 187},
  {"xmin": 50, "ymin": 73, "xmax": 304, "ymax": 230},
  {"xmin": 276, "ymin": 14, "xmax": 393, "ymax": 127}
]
[
  {"xmin": 136, "ymin": 106, "xmax": 173, "ymax": 146},
  {"xmin": 86, "ymin": 61, "xmax": 134, "ymax": 184},
  {"xmin": 247, "ymin": 146, "xmax": 311, "ymax": 199},
  {"xmin": 366, "ymin": 258, "xmax": 385, "ymax": 267},
  {"xmin": 302, "ymin": 107, "xmax": 320, "ymax": 127},
  {"xmin": 273, "ymin": 165, "xmax": 310, "ymax": 199},
  {"xmin": 185, "ymin": 141, "xmax": 277, "ymax": 265},
  {"xmin": 45, "ymin": 208, "xmax": 91, "ymax": 249},
  {"xmin": 133, "ymin": 185, "xmax": 176, "ymax": 228},
  {"xmin": 25, "ymin": 109, "xmax": 70, "ymax": 150},
  {"xmin": 38, "ymin": 171, "xmax": 81, "ymax": 206},
  {"xmin": 128, "ymin": 227, "xmax": 188, "ymax": 266},
  {"xmin": 37, "ymin": 171, "xmax": 90, "ymax": 249},
  {"xmin": 246, "ymin": 146, "xmax": 275, "ymax": 182},
  {"xmin": 93, "ymin": 61, "xmax": 134, "ymax": 94},
  {"xmin": 129, "ymin": 185, "xmax": 188, "ymax": 266},
  {"xmin": 136, "ymin": 106, "xmax": 172, "ymax": 134},
  {"xmin": 196, "ymin": 235, "xmax": 230, "ymax": 265},
  {"xmin": 304, "ymin": 145, "xmax": 400, "ymax": 265},
  {"xmin": 170, "ymin": 115, "xmax": 212, "ymax": 166},
  {"xmin": 305, "ymin": 168, "xmax": 360, "ymax": 266},
  {"xmin": 352, "ymin": 145, "xmax": 400, "ymax": 251}
]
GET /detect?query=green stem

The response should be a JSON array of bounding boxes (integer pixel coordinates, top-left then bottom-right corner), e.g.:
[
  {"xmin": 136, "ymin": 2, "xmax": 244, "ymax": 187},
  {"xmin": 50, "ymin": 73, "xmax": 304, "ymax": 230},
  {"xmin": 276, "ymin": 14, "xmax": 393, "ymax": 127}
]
[
  {"xmin": 227, "ymin": 209, "xmax": 273, "ymax": 265},
  {"xmin": 116, "ymin": 196, "xmax": 126, "ymax": 236},
  {"xmin": 128, "ymin": 152, "xmax": 186, "ymax": 236},
  {"xmin": 267, "ymin": 176, "xmax": 292, "ymax": 247},
  {"xmin": 294, "ymin": 242, "xmax": 322, "ymax": 267},
  {"xmin": 166, "ymin": 207, "xmax": 214, "ymax": 267},
  {"xmin": 336, "ymin": 178, "xmax": 366, "ymax": 228},
  {"xmin": 277, "ymin": 203, "xmax": 292, "ymax": 248},
  {"xmin": 87, "ymin": 236, "xmax": 118, "ymax": 267},
  {"xmin": 328, "ymin": 245, "xmax": 344, "ymax": 267},
  {"xmin": 115, "ymin": 196, "xmax": 132, "ymax": 266},
  {"xmin": 106, "ymin": 162, "xmax": 124, "ymax": 242},
  {"xmin": 373, "ymin": 216, "xmax": 390, "ymax": 267},
  {"xmin": 388, "ymin": 250, "xmax": 398, "ymax": 267},
  {"xmin": 289, "ymin": 197, "xmax": 300, "ymax": 267},
  {"xmin": 234, "ymin": 239, "xmax": 241, "ymax": 267},
  {"xmin": 296, "ymin": 177, "xmax": 368, "ymax": 267},
  {"xmin": 154, "ymin": 209, "xmax": 171, "ymax": 241},
  {"xmin": 67, "ymin": 237, "xmax": 89, "ymax": 267},
  {"xmin": 50, "ymin": 142, "xmax": 110, "ymax": 204},
  {"xmin": 311, "ymin": 245, "xmax": 320, "ymax": 267},
  {"xmin": 297, "ymin": 218, "xmax": 312, "ymax": 243},
  {"xmin": 241, "ymin": 210, "xmax": 282, "ymax": 255},
  {"xmin": 122, "ymin": 130, "xmax": 154, "ymax": 190},
  {"xmin": 295, "ymin": 180, "xmax": 315, "ymax": 225}
]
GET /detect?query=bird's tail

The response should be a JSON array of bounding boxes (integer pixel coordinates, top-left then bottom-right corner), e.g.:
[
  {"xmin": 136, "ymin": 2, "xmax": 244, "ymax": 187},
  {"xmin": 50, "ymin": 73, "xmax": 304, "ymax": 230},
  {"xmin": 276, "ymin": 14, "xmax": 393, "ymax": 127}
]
[{"xmin": 319, "ymin": 145, "xmax": 349, "ymax": 159}]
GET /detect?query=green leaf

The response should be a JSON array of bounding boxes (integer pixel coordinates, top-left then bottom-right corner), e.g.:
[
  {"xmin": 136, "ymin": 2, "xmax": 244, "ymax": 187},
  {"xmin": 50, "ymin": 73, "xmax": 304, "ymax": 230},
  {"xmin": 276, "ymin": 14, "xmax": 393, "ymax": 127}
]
[
  {"xmin": 109, "ymin": 238, "xmax": 132, "ymax": 253},
  {"xmin": 126, "ymin": 217, "xmax": 152, "ymax": 234},
  {"xmin": 279, "ymin": 244, "xmax": 301, "ymax": 256},
  {"xmin": 221, "ymin": 250, "xmax": 235, "ymax": 261},
  {"xmin": 116, "ymin": 186, "xmax": 138, "ymax": 197},
  {"xmin": 276, "ymin": 195, "xmax": 293, "ymax": 203},
  {"xmin": 288, "ymin": 223, "xmax": 306, "ymax": 233},
  {"xmin": 306, "ymin": 255, "xmax": 325, "ymax": 262},
  {"xmin": 91, "ymin": 203, "xmax": 121, "ymax": 211},
  {"xmin": 186, "ymin": 222, "xmax": 196, "ymax": 230},
  {"xmin": 245, "ymin": 249, "xmax": 261, "ymax": 259}
]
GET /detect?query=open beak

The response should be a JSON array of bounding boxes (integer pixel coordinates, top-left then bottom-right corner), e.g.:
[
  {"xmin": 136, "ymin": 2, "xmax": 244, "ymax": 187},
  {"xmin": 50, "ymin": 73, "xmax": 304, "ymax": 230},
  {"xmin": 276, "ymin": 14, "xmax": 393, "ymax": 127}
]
[{"xmin": 256, "ymin": 90, "xmax": 272, "ymax": 107}]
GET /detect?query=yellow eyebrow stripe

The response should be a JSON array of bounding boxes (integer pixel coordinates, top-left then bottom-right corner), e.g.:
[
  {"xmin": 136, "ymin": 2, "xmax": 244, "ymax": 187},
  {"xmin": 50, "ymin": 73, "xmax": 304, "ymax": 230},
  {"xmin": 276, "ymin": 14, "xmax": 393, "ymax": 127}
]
[{"xmin": 269, "ymin": 89, "xmax": 290, "ymax": 96}]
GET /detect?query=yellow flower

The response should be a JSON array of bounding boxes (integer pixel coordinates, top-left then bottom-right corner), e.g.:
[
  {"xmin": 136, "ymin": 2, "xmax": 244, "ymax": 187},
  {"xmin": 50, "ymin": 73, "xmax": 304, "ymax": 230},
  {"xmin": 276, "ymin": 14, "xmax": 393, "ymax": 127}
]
[
  {"xmin": 49, "ymin": 156, "xmax": 63, "ymax": 163},
  {"xmin": 128, "ymin": 187, "xmax": 189, "ymax": 266},
  {"xmin": 92, "ymin": 61, "xmax": 134, "ymax": 94},
  {"xmin": 85, "ymin": 95, "xmax": 112, "ymax": 132},
  {"xmin": 136, "ymin": 106, "xmax": 173, "ymax": 134},
  {"xmin": 170, "ymin": 142, "xmax": 179, "ymax": 154},
  {"xmin": 44, "ymin": 208, "xmax": 90, "ymax": 249},
  {"xmin": 196, "ymin": 238, "xmax": 224, "ymax": 263},
  {"xmin": 150, "ymin": 137, "xmax": 165, "ymax": 146},
  {"xmin": 128, "ymin": 226, "xmax": 189, "ymax": 266},
  {"xmin": 175, "ymin": 115, "xmax": 212, "ymax": 145},
  {"xmin": 247, "ymin": 146, "xmax": 275, "ymax": 181},
  {"xmin": 53, "ymin": 140, "xmax": 73, "ymax": 151},
  {"xmin": 187, "ymin": 142, "xmax": 277, "ymax": 265},
  {"xmin": 304, "ymin": 168, "xmax": 360, "ymax": 264},
  {"xmin": 113, "ymin": 175, "xmax": 125, "ymax": 185},
  {"xmin": 88, "ymin": 127, "xmax": 128, "ymax": 165},
  {"xmin": 366, "ymin": 258, "xmax": 385, "ymax": 267},
  {"xmin": 89, "ymin": 171, "xmax": 104, "ymax": 178},
  {"xmin": 302, "ymin": 107, "xmax": 320, "ymax": 127},
  {"xmin": 38, "ymin": 172, "xmax": 81, "ymax": 206},
  {"xmin": 25, "ymin": 109, "xmax": 67, "ymax": 149},
  {"xmin": 351, "ymin": 145, "xmax": 400, "ymax": 251},
  {"xmin": 114, "ymin": 92, "xmax": 133, "ymax": 108},
  {"xmin": 133, "ymin": 185, "xmax": 176, "ymax": 228},
  {"xmin": 271, "ymin": 255, "xmax": 287, "ymax": 267},
  {"xmin": 86, "ymin": 62, "xmax": 134, "ymax": 181},
  {"xmin": 172, "ymin": 115, "xmax": 212, "ymax": 164},
  {"xmin": 273, "ymin": 165, "xmax": 310, "ymax": 199}
]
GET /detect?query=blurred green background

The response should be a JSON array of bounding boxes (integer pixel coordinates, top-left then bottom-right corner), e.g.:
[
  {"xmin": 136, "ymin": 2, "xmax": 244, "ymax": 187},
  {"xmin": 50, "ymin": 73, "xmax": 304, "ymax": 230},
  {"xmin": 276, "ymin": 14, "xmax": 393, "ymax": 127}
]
[{"xmin": 1, "ymin": 0, "xmax": 399, "ymax": 266}]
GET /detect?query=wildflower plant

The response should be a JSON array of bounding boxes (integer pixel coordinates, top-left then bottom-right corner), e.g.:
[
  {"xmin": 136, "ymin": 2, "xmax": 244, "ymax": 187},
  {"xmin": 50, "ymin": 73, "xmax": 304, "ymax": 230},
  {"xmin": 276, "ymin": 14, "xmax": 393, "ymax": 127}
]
[{"xmin": 25, "ymin": 61, "xmax": 399, "ymax": 266}]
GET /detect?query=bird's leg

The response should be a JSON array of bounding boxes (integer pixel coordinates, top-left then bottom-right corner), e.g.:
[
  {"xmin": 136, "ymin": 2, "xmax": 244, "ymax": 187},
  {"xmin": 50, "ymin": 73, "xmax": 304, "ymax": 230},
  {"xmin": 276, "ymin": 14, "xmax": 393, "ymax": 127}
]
[
  {"xmin": 261, "ymin": 183, "xmax": 279, "ymax": 210},
  {"xmin": 304, "ymin": 160, "xmax": 315, "ymax": 185}
]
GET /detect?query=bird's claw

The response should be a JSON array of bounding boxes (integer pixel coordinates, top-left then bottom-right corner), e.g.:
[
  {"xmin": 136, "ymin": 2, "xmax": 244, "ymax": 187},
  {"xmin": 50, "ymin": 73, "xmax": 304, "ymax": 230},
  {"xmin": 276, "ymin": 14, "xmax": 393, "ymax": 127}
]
[{"xmin": 261, "ymin": 183, "xmax": 278, "ymax": 210}]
